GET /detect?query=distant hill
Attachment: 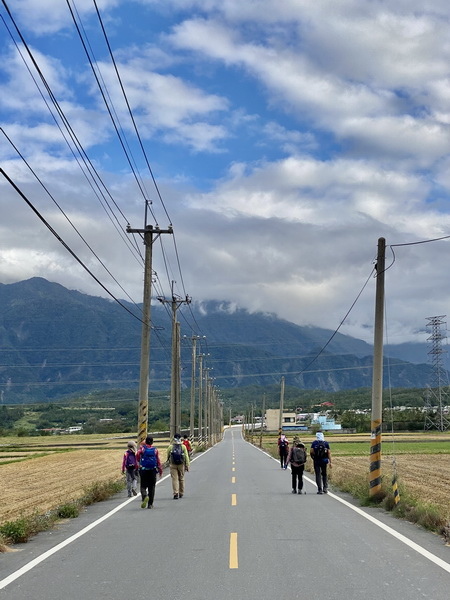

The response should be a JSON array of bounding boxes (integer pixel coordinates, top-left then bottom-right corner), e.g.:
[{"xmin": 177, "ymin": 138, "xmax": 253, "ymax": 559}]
[{"xmin": 0, "ymin": 278, "xmax": 436, "ymax": 403}]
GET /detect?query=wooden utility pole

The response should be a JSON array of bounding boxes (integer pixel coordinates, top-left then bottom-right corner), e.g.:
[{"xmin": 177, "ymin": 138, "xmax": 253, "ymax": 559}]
[
  {"xmin": 370, "ymin": 237, "xmax": 386, "ymax": 498},
  {"xmin": 126, "ymin": 223, "xmax": 172, "ymax": 445}
]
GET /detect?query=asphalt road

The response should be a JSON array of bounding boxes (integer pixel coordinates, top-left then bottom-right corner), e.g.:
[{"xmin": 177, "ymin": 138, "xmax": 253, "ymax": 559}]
[{"xmin": 1, "ymin": 427, "xmax": 449, "ymax": 599}]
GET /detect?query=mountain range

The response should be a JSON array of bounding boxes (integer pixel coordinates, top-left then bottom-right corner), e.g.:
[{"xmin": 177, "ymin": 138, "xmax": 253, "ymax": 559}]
[{"xmin": 0, "ymin": 277, "xmax": 437, "ymax": 404}]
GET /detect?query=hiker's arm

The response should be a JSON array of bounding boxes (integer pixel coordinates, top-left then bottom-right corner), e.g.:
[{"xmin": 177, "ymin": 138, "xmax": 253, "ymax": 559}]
[
  {"xmin": 327, "ymin": 448, "xmax": 332, "ymax": 465},
  {"xmin": 310, "ymin": 446, "xmax": 315, "ymax": 459}
]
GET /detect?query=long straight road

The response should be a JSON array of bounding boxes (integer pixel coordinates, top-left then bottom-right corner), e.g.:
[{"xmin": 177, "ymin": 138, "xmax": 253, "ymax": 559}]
[{"xmin": 1, "ymin": 427, "xmax": 449, "ymax": 599}]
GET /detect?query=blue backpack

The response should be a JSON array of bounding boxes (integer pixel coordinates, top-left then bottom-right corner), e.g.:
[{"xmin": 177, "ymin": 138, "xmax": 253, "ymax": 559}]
[{"xmin": 139, "ymin": 446, "xmax": 157, "ymax": 470}]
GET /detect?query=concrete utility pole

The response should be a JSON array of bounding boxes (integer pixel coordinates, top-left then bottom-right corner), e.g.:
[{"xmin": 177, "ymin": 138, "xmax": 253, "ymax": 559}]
[
  {"xmin": 279, "ymin": 375, "xmax": 285, "ymax": 432},
  {"xmin": 158, "ymin": 284, "xmax": 191, "ymax": 438},
  {"xmin": 198, "ymin": 354, "xmax": 204, "ymax": 446},
  {"xmin": 126, "ymin": 223, "xmax": 173, "ymax": 446},
  {"xmin": 188, "ymin": 335, "xmax": 204, "ymax": 439},
  {"xmin": 370, "ymin": 237, "xmax": 385, "ymax": 498}
]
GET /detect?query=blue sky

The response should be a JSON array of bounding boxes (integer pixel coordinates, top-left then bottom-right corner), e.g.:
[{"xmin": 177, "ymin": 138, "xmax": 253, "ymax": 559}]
[{"xmin": 2, "ymin": 0, "xmax": 450, "ymax": 346}]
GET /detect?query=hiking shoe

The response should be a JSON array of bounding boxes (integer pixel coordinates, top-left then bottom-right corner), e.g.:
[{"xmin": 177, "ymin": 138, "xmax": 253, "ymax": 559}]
[
  {"xmin": 317, "ymin": 491, "xmax": 323, "ymax": 495},
  {"xmin": 141, "ymin": 496, "xmax": 149, "ymax": 508},
  {"xmin": 292, "ymin": 489, "xmax": 297, "ymax": 494},
  {"xmin": 323, "ymin": 490, "xmax": 328, "ymax": 494},
  {"xmin": 173, "ymin": 493, "xmax": 179, "ymax": 500},
  {"xmin": 127, "ymin": 493, "xmax": 132, "ymax": 498},
  {"xmin": 179, "ymin": 494, "xmax": 183, "ymax": 498},
  {"xmin": 148, "ymin": 504, "xmax": 153, "ymax": 509},
  {"xmin": 132, "ymin": 489, "xmax": 138, "ymax": 496}
]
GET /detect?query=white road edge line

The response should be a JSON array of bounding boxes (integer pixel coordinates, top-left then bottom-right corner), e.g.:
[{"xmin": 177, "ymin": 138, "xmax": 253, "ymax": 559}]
[
  {"xmin": 251, "ymin": 441, "xmax": 450, "ymax": 574},
  {"xmin": 0, "ymin": 447, "xmax": 213, "ymax": 590}
]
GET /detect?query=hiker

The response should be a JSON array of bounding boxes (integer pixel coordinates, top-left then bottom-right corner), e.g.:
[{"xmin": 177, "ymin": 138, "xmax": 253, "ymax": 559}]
[
  {"xmin": 121, "ymin": 440, "xmax": 138, "ymax": 497},
  {"xmin": 182, "ymin": 434, "xmax": 193, "ymax": 456},
  {"xmin": 136, "ymin": 435, "xmax": 163, "ymax": 509},
  {"xmin": 167, "ymin": 433, "xmax": 190, "ymax": 499},
  {"xmin": 278, "ymin": 433, "xmax": 289, "ymax": 469},
  {"xmin": 310, "ymin": 431, "xmax": 331, "ymax": 494},
  {"xmin": 286, "ymin": 440, "xmax": 307, "ymax": 494}
]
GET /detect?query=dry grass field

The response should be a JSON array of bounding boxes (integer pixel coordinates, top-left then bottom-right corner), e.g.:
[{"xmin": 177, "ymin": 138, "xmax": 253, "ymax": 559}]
[
  {"xmin": 0, "ymin": 432, "xmax": 449, "ymax": 528},
  {"xmin": 0, "ymin": 434, "xmax": 172, "ymax": 524},
  {"xmin": 328, "ymin": 454, "xmax": 450, "ymax": 520}
]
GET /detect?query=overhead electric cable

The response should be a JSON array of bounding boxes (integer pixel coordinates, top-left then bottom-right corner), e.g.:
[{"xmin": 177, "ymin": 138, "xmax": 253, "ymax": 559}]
[
  {"xmin": 0, "ymin": 168, "xmax": 144, "ymax": 323},
  {"xmin": 66, "ymin": 0, "xmax": 158, "ymax": 225},
  {"xmin": 1, "ymin": 129, "xmax": 142, "ymax": 310},
  {"xmin": 0, "ymin": 9, "xmax": 143, "ymax": 263},
  {"xmin": 92, "ymin": 0, "xmax": 172, "ymax": 226}
]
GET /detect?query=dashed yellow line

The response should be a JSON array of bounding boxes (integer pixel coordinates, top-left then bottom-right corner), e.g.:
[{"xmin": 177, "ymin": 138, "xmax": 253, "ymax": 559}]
[
  {"xmin": 232, "ymin": 467, "xmax": 235, "ymax": 472},
  {"xmin": 231, "ymin": 494, "xmax": 237, "ymax": 506},
  {"xmin": 229, "ymin": 533, "xmax": 238, "ymax": 569},
  {"xmin": 232, "ymin": 476, "xmax": 236, "ymax": 483}
]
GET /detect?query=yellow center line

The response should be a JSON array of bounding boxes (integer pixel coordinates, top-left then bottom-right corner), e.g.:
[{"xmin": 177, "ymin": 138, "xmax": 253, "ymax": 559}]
[
  {"xmin": 231, "ymin": 493, "xmax": 237, "ymax": 506},
  {"xmin": 232, "ymin": 476, "xmax": 236, "ymax": 483},
  {"xmin": 229, "ymin": 533, "xmax": 238, "ymax": 569},
  {"xmin": 232, "ymin": 467, "xmax": 235, "ymax": 472}
]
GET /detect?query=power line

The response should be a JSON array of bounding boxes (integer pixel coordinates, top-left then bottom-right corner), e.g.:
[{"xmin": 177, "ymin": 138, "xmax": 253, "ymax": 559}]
[{"xmin": 0, "ymin": 169, "xmax": 144, "ymax": 323}]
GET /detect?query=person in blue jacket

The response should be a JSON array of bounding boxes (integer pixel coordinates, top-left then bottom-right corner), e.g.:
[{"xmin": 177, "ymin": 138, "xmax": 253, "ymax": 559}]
[{"xmin": 310, "ymin": 431, "xmax": 332, "ymax": 494}]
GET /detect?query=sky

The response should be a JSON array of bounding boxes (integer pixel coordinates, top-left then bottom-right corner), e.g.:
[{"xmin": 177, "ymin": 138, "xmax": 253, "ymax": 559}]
[{"xmin": 2, "ymin": 0, "xmax": 450, "ymax": 347}]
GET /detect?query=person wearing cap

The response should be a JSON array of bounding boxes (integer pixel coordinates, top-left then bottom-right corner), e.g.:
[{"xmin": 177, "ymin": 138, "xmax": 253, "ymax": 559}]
[
  {"xmin": 310, "ymin": 431, "xmax": 332, "ymax": 494},
  {"xmin": 167, "ymin": 433, "xmax": 190, "ymax": 499},
  {"xmin": 121, "ymin": 440, "xmax": 138, "ymax": 498}
]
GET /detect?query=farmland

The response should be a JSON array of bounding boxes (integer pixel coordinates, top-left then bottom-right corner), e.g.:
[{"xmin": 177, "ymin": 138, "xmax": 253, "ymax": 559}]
[{"xmin": 0, "ymin": 430, "xmax": 449, "ymax": 531}]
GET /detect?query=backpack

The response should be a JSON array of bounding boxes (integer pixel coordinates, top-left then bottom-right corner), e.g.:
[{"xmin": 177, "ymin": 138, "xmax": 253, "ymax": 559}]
[
  {"xmin": 171, "ymin": 443, "xmax": 184, "ymax": 465},
  {"xmin": 139, "ymin": 446, "xmax": 157, "ymax": 470},
  {"xmin": 314, "ymin": 441, "xmax": 328, "ymax": 461},
  {"xmin": 292, "ymin": 446, "xmax": 306, "ymax": 465},
  {"xmin": 125, "ymin": 449, "xmax": 137, "ymax": 469},
  {"xmin": 279, "ymin": 439, "xmax": 288, "ymax": 450}
]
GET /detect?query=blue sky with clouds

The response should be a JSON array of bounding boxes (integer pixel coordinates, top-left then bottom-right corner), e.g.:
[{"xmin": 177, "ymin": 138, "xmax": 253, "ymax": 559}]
[{"xmin": 2, "ymin": 0, "xmax": 450, "ymax": 347}]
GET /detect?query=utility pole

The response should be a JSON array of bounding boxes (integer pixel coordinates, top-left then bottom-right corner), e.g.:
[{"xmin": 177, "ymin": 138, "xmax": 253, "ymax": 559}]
[
  {"xmin": 370, "ymin": 237, "xmax": 385, "ymax": 499},
  {"xmin": 279, "ymin": 375, "xmax": 285, "ymax": 432},
  {"xmin": 126, "ymin": 222, "xmax": 172, "ymax": 445},
  {"xmin": 198, "ymin": 353, "xmax": 204, "ymax": 446},
  {"xmin": 259, "ymin": 393, "xmax": 265, "ymax": 448},
  {"xmin": 158, "ymin": 283, "xmax": 191, "ymax": 438}
]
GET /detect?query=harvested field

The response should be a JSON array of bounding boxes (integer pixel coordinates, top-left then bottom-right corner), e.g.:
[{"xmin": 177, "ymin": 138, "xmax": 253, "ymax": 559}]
[
  {"xmin": 0, "ymin": 449, "xmax": 122, "ymax": 523},
  {"xmin": 329, "ymin": 454, "xmax": 450, "ymax": 520}
]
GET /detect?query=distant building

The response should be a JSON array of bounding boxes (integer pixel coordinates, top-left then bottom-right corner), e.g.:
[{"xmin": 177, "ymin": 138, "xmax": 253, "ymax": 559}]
[
  {"xmin": 265, "ymin": 409, "xmax": 307, "ymax": 432},
  {"xmin": 312, "ymin": 415, "xmax": 342, "ymax": 431}
]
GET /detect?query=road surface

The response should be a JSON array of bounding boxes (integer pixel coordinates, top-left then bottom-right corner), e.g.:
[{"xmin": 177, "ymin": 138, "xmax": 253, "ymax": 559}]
[{"xmin": 1, "ymin": 427, "xmax": 449, "ymax": 599}]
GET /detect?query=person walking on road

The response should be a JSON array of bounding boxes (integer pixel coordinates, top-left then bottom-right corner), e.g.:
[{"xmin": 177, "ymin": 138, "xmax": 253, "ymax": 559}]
[
  {"xmin": 182, "ymin": 434, "xmax": 193, "ymax": 456},
  {"xmin": 310, "ymin": 431, "xmax": 331, "ymax": 494},
  {"xmin": 286, "ymin": 440, "xmax": 307, "ymax": 494},
  {"xmin": 136, "ymin": 435, "xmax": 163, "ymax": 509},
  {"xmin": 121, "ymin": 440, "xmax": 138, "ymax": 498},
  {"xmin": 278, "ymin": 433, "xmax": 289, "ymax": 469},
  {"xmin": 167, "ymin": 433, "xmax": 190, "ymax": 499}
]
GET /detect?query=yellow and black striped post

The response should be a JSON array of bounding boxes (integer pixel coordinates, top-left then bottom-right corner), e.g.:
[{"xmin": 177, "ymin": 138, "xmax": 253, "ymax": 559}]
[
  {"xmin": 369, "ymin": 419, "xmax": 382, "ymax": 496},
  {"xmin": 392, "ymin": 475, "xmax": 400, "ymax": 505}
]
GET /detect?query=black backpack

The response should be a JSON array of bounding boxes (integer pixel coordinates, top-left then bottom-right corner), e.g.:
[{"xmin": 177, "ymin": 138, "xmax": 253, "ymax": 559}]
[
  {"xmin": 171, "ymin": 443, "xmax": 184, "ymax": 465},
  {"xmin": 315, "ymin": 441, "xmax": 328, "ymax": 461}
]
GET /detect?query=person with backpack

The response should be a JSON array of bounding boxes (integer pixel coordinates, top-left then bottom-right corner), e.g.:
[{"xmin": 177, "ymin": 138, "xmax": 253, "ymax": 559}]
[
  {"xmin": 278, "ymin": 433, "xmax": 289, "ymax": 469},
  {"xmin": 121, "ymin": 440, "xmax": 138, "ymax": 498},
  {"xmin": 182, "ymin": 434, "xmax": 193, "ymax": 456},
  {"xmin": 286, "ymin": 440, "xmax": 307, "ymax": 494},
  {"xmin": 167, "ymin": 433, "xmax": 190, "ymax": 499},
  {"xmin": 310, "ymin": 431, "xmax": 332, "ymax": 494},
  {"xmin": 136, "ymin": 435, "xmax": 163, "ymax": 509}
]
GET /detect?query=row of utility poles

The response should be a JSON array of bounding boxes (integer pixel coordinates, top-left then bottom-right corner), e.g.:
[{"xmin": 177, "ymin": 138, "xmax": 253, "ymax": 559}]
[{"xmin": 126, "ymin": 219, "xmax": 222, "ymax": 447}]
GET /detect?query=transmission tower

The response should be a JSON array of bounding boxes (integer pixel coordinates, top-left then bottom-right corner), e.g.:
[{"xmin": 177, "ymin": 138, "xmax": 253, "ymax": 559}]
[{"xmin": 424, "ymin": 316, "xmax": 450, "ymax": 431}]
